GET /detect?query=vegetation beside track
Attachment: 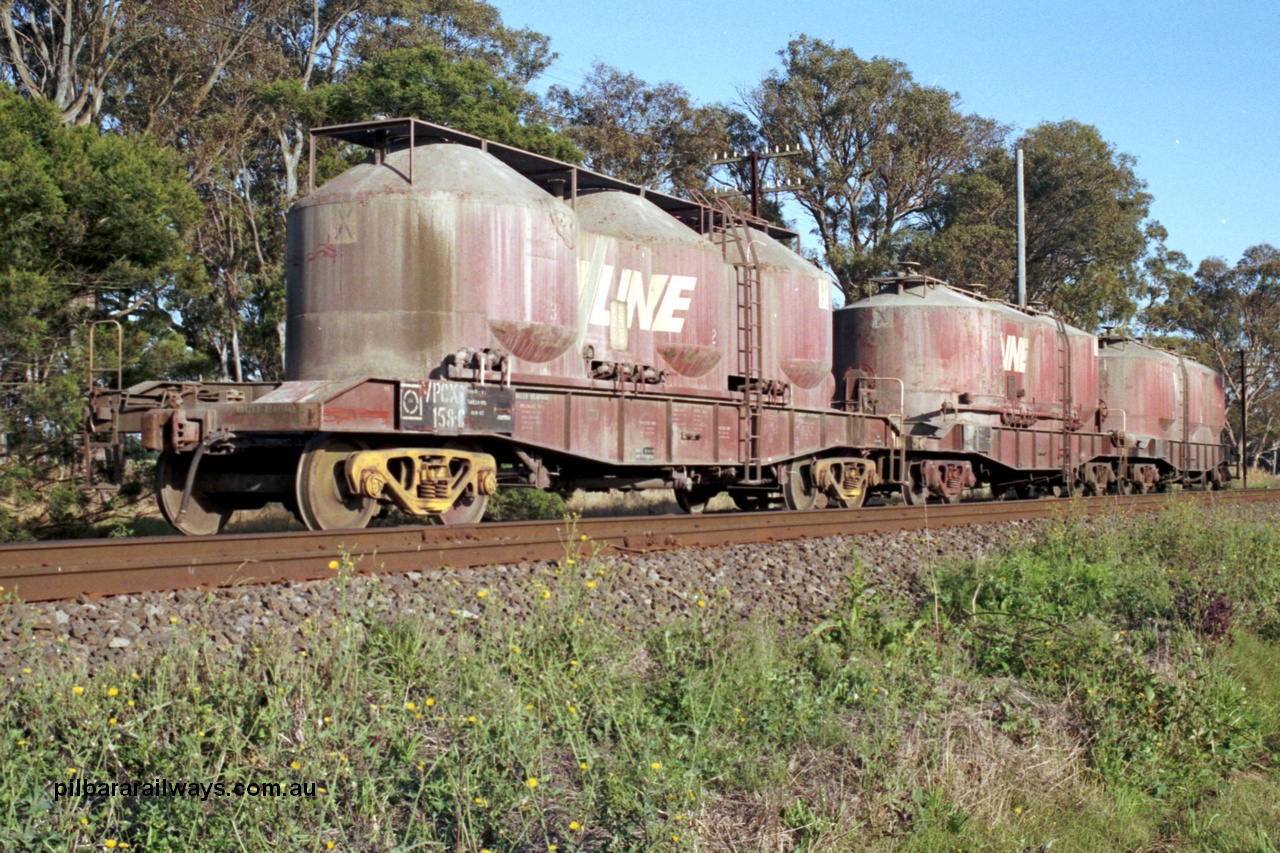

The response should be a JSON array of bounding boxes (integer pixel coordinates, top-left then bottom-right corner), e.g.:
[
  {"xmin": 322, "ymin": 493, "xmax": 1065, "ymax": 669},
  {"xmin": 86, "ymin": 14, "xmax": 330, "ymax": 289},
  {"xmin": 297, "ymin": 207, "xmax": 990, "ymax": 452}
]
[{"xmin": 2, "ymin": 501, "xmax": 1279, "ymax": 850}]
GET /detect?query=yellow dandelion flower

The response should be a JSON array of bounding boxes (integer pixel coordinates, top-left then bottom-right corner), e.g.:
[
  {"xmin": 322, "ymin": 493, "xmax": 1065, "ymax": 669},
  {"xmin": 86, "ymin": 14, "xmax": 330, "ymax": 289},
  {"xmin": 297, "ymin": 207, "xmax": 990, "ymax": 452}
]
[
  {"xmin": 323, "ymin": 716, "xmax": 331, "ymax": 723},
  {"xmin": 22, "ymin": 668, "xmax": 30, "ymax": 674},
  {"xmin": 169, "ymin": 617, "xmax": 179, "ymax": 624},
  {"xmin": 527, "ymin": 777, "xmax": 538, "ymax": 788},
  {"xmin": 127, "ymin": 700, "xmax": 135, "ymax": 707},
  {"xmin": 67, "ymin": 768, "xmax": 77, "ymax": 775},
  {"xmin": 569, "ymin": 707, "xmax": 577, "ymax": 714},
  {"xmin": 697, "ymin": 600, "xmax": 706, "ymax": 608},
  {"xmin": 290, "ymin": 761, "xmax": 301, "ymax": 770},
  {"xmin": 107, "ymin": 687, "xmax": 119, "ymax": 697},
  {"xmin": 326, "ymin": 843, "xmax": 335, "ymax": 850},
  {"xmin": 72, "ymin": 686, "xmax": 84, "ymax": 695},
  {"xmin": 405, "ymin": 701, "xmax": 416, "ymax": 710},
  {"xmin": 105, "ymin": 842, "xmax": 118, "ymax": 849},
  {"xmin": 468, "ymin": 715, "xmax": 477, "ymax": 724},
  {"xmin": 1015, "ymin": 807, "xmax": 1023, "ymax": 814},
  {"xmin": 80, "ymin": 817, "xmax": 88, "ymax": 825},
  {"xmin": 671, "ymin": 835, "xmax": 679, "ymax": 842},
  {"xmin": 477, "ymin": 589, "xmax": 488, "ymax": 598},
  {"xmin": 542, "ymin": 590, "xmax": 551, "ymax": 599},
  {"xmin": 130, "ymin": 673, "xmax": 140, "ymax": 680},
  {"xmin": 566, "ymin": 558, "xmax": 576, "ymax": 565},
  {"xmin": 108, "ymin": 718, "xmax": 117, "ymax": 725},
  {"xmin": 328, "ymin": 560, "xmax": 339, "ymax": 570},
  {"xmin": 580, "ymin": 534, "xmax": 588, "ymax": 540},
  {"xmin": 570, "ymin": 821, "xmax": 581, "ymax": 831},
  {"xmin": 510, "ymin": 645, "xmax": 521, "ymax": 654},
  {"xmin": 580, "ymin": 762, "xmax": 589, "ymax": 770},
  {"xmin": 586, "ymin": 580, "xmax": 596, "ymax": 589},
  {"xmin": 651, "ymin": 762, "xmax": 661, "ymax": 771},
  {"xmin": 526, "ymin": 704, "xmax": 534, "ymax": 711},
  {"xmin": 426, "ymin": 698, "xmax": 435, "ymax": 707}
]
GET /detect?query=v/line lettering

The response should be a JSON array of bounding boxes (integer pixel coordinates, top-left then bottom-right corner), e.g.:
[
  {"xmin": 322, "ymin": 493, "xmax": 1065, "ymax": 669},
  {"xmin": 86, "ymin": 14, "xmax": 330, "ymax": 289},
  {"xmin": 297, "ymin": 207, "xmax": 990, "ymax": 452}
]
[{"xmin": 578, "ymin": 252, "xmax": 697, "ymax": 335}]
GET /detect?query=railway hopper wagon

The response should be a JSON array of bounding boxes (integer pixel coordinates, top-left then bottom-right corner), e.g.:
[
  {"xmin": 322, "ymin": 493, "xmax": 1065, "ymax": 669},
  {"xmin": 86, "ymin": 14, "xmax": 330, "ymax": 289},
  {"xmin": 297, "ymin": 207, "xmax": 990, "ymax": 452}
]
[
  {"xmin": 83, "ymin": 119, "xmax": 899, "ymax": 534},
  {"xmin": 1097, "ymin": 337, "xmax": 1228, "ymax": 491},
  {"xmin": 833, "ymin": 268, "xmax": 1229, "ymax": 500}
]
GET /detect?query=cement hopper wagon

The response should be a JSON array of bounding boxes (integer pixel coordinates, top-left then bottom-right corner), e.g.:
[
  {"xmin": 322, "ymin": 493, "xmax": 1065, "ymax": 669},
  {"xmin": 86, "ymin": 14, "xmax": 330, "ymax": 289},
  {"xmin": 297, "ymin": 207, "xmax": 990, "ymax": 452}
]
[{"xmin": 1097, "ymin": 337, "xmax": 1228, "ymax": 490}]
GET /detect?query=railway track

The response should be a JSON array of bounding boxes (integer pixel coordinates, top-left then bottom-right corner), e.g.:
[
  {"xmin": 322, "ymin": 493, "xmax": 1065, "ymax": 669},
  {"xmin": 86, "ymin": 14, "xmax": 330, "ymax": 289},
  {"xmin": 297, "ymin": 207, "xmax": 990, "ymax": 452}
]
[{"xmin": 1, "ymin": 489, "xmax": 1276, "ymax": 603}]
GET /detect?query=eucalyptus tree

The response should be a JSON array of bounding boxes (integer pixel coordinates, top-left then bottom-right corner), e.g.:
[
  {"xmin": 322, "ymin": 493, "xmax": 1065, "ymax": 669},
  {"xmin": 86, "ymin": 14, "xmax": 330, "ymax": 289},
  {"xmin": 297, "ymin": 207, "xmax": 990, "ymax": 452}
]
[
  {"xmin": 915, "ymin": 121, "xmax": 1152, "ymax": 328},
  {"xmin": 745, "ymin": 35, "xmax": 1004, "ymax": 302}
]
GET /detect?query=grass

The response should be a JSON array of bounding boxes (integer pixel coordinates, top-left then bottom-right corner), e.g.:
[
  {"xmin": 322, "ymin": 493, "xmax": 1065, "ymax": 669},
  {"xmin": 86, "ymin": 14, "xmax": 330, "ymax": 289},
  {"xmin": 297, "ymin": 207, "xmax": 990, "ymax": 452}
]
[
  {"xmin": 2, "ymin": 501, "xmax": 1279, "ymax": 850},
  {"xmin": 1234, "ymin": 467, "xmax": 1280, "ymax": 490}
]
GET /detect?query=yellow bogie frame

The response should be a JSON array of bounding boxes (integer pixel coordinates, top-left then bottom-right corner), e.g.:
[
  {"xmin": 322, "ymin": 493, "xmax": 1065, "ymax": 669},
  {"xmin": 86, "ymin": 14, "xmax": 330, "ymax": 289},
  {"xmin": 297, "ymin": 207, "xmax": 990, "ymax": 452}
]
[{"xmin": 346, "ymin": 448, "xmax": 498, "ymax": 517}]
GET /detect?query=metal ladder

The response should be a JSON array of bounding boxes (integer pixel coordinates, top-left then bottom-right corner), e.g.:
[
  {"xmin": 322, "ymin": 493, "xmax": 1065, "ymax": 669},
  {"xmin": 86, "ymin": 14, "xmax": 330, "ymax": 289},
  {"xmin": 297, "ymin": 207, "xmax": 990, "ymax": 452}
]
[
  {"xmin": 1054, "ymin": 317, "xmax": 1075, "ymax": 484},
  {"xmin": 716, "ymin": 203, "xmax": 765, "ymax": 483},
  {"xmin": 80, "ymin": 320, "xmax": 125, "ymax": 491}
]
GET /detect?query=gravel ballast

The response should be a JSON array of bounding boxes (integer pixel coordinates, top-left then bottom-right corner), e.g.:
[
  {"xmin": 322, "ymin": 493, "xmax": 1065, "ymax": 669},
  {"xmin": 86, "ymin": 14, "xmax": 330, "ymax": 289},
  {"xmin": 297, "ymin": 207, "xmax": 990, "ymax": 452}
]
[{"xmin": 4, "ymin": 502, "xmax": 1277, "ymax": 675}]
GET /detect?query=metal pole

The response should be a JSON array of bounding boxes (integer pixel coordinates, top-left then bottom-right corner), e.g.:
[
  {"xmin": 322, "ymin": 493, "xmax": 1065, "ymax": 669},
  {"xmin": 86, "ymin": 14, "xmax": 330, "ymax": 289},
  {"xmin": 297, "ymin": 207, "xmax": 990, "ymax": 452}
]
[
  {"xmin": 749, "ymin": 150, "xmax": 761, "ymax": 218},
  {"xmin": 1241, "ymin": 349, "xmax": 1248, "ymax": 488},
  {"xmin": 1016, "ymin": 148, "xmax": 1026, "ymax": 309}
]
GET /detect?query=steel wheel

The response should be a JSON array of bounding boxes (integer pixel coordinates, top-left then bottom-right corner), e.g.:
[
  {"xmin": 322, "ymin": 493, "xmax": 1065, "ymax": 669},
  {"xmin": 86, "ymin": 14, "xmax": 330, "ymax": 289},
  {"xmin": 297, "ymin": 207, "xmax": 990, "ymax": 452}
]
[
  {"xmin": 156, "ymin": 451, "xmax": 232, "ymax": 536},
  {"xmin": 1054, "ymin": 479, "xmax": 1080, "ymax": 498},
  {"xmin": 902, "ymin": 468, "xmax": 929, "ymax": 506},
  {"xmin": 435, "ymin": 440, "xmax": 490, "ymax": 525},
  {"xmin": 675, "ymin": 486, "xmax": 719, "ymax": 515},
  {"xmin": 295, "ymin": 436, "xmax": 377, "ymax": 531},
  {"xmin": 437, "ymin": 486, "xmax": 489, "ymax": 525},
  {"xmin": 781, "ymin": 460, "xmax": 820, "ymax": 511}
]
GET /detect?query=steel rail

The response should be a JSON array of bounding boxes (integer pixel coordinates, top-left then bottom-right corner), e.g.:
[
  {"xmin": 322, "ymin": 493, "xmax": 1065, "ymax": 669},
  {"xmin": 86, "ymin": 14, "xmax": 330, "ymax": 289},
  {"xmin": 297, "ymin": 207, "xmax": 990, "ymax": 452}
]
[{"xmin": 1, "ymin": 489, "xmax": 1275, "ymax": 603}]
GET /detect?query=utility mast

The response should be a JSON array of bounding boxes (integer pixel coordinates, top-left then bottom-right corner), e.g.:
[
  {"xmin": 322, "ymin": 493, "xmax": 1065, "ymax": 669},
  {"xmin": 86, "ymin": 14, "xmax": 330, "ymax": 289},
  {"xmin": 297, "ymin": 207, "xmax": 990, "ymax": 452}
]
[{"xmin": 708, "ymin": 144, "xmax": 802, "ymax": 218}]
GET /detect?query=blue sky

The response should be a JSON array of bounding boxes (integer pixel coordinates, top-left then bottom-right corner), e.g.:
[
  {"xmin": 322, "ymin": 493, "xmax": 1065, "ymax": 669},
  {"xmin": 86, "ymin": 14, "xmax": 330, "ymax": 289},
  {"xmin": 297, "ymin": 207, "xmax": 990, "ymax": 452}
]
[{"xmin": 497, "ymin": 0, "xmax": 1278, "ymax": 269}]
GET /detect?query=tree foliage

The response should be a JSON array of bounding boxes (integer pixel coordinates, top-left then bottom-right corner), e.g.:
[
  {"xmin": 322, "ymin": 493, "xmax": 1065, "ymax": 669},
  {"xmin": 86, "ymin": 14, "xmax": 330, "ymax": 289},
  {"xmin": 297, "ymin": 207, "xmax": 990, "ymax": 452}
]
[
  {"xmin": 0, "ymin": 0, "xmax": 130, "ymax": 125},
  {"xmin": 0, "ymin": 84, "xmax": 202, "ymax": 460},
  {"xmin": 548, "ymin": 61, "xmax": 733, "ymax": 193},
  {"xmin": 326, "ymin": 46, "xmax": 579, "ymax": 160},
  {"xmin": 914, "ymin": 121, "xmax": 1152, "ymax": 328},
  {"xmin": 745, "ymin": 36, "xmax": 1005, "ymax": 302},
  {"xmin": 1145, "ymin": 244, "xmax": 1280, "ymax": 464}
]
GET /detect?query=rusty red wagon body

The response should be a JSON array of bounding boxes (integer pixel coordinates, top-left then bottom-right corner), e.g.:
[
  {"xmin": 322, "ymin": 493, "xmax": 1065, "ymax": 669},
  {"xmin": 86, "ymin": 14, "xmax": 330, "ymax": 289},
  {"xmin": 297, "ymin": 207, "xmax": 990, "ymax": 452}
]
[
  {"xmin": 84, "ymin": 119, "xmax": 899, "ymax": 533},
  {"xmin": 832, "ymin": 269, "xmax": 1227, "ymax": 501},
  {"xmin": 82, "ymin": 120, "xmax": 1229, "ymax": 534}
]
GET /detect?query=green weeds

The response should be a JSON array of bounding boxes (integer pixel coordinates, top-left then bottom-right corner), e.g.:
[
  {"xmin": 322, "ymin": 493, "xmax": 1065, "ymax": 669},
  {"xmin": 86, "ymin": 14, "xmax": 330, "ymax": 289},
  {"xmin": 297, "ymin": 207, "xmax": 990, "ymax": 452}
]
[{"xmin": 2, "ymin": 500, "xmax": 1279, "ymax": 850}]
